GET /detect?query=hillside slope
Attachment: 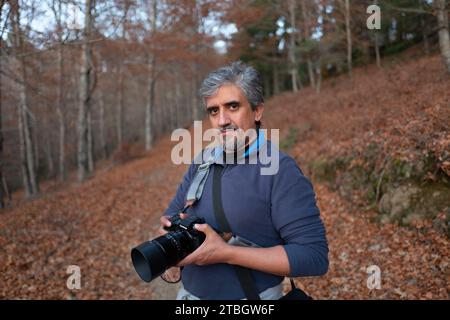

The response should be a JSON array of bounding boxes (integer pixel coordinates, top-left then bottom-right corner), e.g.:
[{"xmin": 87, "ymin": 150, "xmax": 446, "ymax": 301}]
[{"xmin": 0, "ymin": 54, "xmax": 448, "ymax": 299}]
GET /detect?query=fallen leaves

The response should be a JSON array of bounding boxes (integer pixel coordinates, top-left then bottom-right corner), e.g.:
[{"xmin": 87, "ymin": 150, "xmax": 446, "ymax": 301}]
[{"xmin": 0, "ymin": 52, "xmax": 448, "ymax": 300}]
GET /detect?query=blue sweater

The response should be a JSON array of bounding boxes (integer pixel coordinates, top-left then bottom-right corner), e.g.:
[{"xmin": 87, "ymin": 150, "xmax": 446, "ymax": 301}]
[{"xmin": 164, "ymin": 138, "xmax": 329, "ymax": 299}]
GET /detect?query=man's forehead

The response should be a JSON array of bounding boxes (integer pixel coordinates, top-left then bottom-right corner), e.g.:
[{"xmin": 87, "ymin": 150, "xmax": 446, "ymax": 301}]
[{"xmin": 206, "ymin": 84, "xmax": 247, "ymax": 107}]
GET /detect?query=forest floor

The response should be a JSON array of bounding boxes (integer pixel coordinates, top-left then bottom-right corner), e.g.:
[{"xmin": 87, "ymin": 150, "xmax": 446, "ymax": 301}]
[{"xmin": 0, "ymin": 52, "xmax": 448, "ymax": 299}]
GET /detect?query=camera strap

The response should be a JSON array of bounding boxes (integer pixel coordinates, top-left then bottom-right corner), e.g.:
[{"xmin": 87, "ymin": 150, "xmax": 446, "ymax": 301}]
[
  {"xmin": 183, "ymin": 143, "xmax": 286, "ymax": 300},
  {"xmin": 181, "ymin": 148, "xmax": 261, "ymax": 299},
  {"xmin": 185, "ymin": 149, "xmax": 217, "ymax": 207},
  {"xmin": 211, "ymin": 164, "xmax": 261, "ymax": 300}
]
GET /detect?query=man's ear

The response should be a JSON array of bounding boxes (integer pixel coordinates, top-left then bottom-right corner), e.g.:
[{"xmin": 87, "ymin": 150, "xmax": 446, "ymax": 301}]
[{"xmin": 254, "ymin": 103, "xmax": 264, "ymax": 121}]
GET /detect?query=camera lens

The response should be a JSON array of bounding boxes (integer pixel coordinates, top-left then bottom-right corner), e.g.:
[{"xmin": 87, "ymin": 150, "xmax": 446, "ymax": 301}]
[{"xmin": 131, "ymin": 230, "xmax": 201, "ymax": 282}]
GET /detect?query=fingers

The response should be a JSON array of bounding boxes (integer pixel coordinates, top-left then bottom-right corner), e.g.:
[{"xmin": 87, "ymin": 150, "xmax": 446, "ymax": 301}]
[
  {"xmin": 160, "ymin": 215, "xmax": 171, "ymax": 227},
  {"xmin": 161, "ymin": 267, "xmax": 181, "ymax": 282},
  {"xmin": 177, "ymin": 254, "xmax": 193, "ymax": 267},
  {"xmin": 158, "ymin": 227, "xmax": 167, "ymax": 236},
  {"xmin": 159, "ymin": 216, "xmax": 170, "ymax": 235},
  {"xmin": 194, "ymin": 223, "xmax": 211, "ymax": 235},
  {"xmin": 159, "ymin": 213, "xmax": 190, "ymax": 236}
]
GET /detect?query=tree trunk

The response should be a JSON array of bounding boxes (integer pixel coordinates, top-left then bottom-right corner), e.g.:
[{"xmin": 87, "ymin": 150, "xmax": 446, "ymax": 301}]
[
  {"xmin": 117, "ymin": 66, "xmax": 124, "ymax": 146},
  {"xmin": 300, "ymin": 0, "xmax": 316, "ymax": 88},
  {"xmin": 420, "ymin": 1, "xmax": 430, "ymax": 55},
  {"xmin": 344, "ymin": 0, "xmax": 352, "ymax": 78},
  {"xmin": 98, "ymin": 91, "xmax": 107, "ymax": 159},
  {"xmin": 288, "ymin": 0, "xmax": 299, "ymax": 92},
  {"xmin": 57, "ymin": 43, "xmax": 67, "ymax": 181},
  {"xmin": 375, "ymin": 32, "xmax": 381, "ymax": 68},
  {"xmin": 44, "ymin": 119, "xmax": 54, "ymax": 178},
  {"xmin": 175, "ymin": 75, "xmax": 181, "ymax": 128},
  {"xmin": 11, "ymin": 1, "xmax": 39, "ymax": 195},
  {"xmin": 191, "ymin": 0, "xmax": 200, "ymax": 121},
  {"xmin": 315, "ymin": 63, "xmax": 322, "ymax": 94},
  {"xmin": 116, "ymin": 3, "xmax": 130, "ymax": 148},
  {"xmin": 2, "ymin": 175, "xmax": 11, "ymax": 207},
  {"xmin": 435, "ymin": 0, "xmax": 450, "ymax": 73},
  {"xmin": 168, "ymin": 86, "xmax": 177, "ymax": 129},
  {"xmin": 57, "ymin": 104, "xmax": 66, "ymax": 181},
  {"xmin": 145, "ymin": 54, "xmax": 156, "ymax": 150},
  {"xmin": 52, "ymin": 0, "xmax": 67, "ymax": 181},
  {"xmin": 87, "ymin": 110, "xmax": 94, "ymax": 173},
  {"xmin": 263, "ymin": 72, "xmax": 271, "ymax": 99},
  {"xmin": 17, "ymin": 95, "xmax": 31, "ymax": 196},
  {"xmin": 45, "ymin": 139, "xmax": 54, "ymax": 178},
  {"xmin": 0, "ymin": 1, "xmax": 5, "ymax": 207},
  {"xmin": 77, "ymin": 0, "xmax": 94, "ymax": 182},
  {"xmin": 272, "ymin": 65, "xmax": 280, "ymax": 95},
  {"xmin": 374, "ymin": 0, "xmax": 381, "ymax": 68},
  {"xmin": 191, "ymin": 73, "xmax": 199, "ymax": 120},
  {"xmin": 145, "ymin": 0, "xmax": 157, "ymax": 150}
]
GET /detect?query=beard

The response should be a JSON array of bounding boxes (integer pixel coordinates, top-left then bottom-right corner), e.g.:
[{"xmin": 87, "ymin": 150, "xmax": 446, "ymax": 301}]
[
  {"xmin": 222, "ymin": 133, "xmax": 246, "ymax": 154},
  {"xmin": 219, "ymin": 126, "xmax": 255, "ymax": 154}
]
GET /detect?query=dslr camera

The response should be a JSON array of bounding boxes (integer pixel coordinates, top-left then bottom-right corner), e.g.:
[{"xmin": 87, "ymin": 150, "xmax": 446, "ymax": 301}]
[{"xmin": 131, "ymin": 213, "xmax": 206, "ymax": 282}]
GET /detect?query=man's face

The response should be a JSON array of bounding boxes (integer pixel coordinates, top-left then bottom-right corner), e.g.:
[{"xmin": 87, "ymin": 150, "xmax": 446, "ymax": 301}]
[{"xmin": 205, "ymin": 84, "xmax": 264, "ymax": 153}]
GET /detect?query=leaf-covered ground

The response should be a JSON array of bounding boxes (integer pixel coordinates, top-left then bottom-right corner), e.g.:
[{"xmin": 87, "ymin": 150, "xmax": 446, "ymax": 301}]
[{"xmin": 0, "ymin": 53, "xmax": 448, "ymax": 299}]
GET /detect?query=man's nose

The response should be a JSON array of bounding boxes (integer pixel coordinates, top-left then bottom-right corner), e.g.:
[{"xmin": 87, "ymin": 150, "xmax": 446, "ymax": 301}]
[{"xmin": 218, "ymin": 109, "xmax": 231, "ymax": 127}]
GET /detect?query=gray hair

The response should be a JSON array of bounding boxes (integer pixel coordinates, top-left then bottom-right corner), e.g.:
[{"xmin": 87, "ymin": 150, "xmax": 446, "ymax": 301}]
[{"xmin": 199, "ymin": 61, "xmax": 264, "ymax": 110}]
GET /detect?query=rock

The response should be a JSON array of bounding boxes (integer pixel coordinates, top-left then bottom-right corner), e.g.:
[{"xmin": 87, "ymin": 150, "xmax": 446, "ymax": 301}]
[
  {"xmin": 379, "ymin": 185, "xmax": 419, "ymax": 220},
  {"xmin": 379, "ymin": 214, "xmax": 391, "ymax": 224},
  {"xmin": 402, "ymin": 213, "xmax": 425, "ymax": 226}
]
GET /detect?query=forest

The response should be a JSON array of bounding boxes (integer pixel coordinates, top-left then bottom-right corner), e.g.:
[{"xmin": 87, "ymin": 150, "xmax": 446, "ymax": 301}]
[{"xmin": 0, "ymin": 0, "xmax": 449, "ymax": 300}]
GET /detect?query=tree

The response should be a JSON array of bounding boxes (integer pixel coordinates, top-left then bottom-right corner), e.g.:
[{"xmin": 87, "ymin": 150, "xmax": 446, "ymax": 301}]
[
  {"xmin": 145, "ymin": 0, "xmax": 157, "ymax": 150},
  {"xmin": 343, "ymin": 0, "xmax": 352, "ymax": 78},
  {"xmin": 10, "ymin": 0, "xmax": 39, "ymax": 196},
  {"xmin": 287, "ymin": 0, "xmax": 300, "ymax": 92},
  {"xmin": 50, "ymin": 0, "xmax": 67, "ymax": 181},
  {"xmin": 435, "ymin": 0, "xmax": 450, "ymax": 73},
  {"xmin": 0, "ymin": 0, "xmax": 6, "ymax": 207},
  {"xmin": 300, "ymin": 0, "xmax": 316, "ymax": 88},
  {"xmin": 78, "ymin": 0, "xmax": 95, "ymax": 182}
]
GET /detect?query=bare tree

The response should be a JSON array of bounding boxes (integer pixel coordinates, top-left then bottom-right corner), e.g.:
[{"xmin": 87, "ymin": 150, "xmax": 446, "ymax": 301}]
[
  {"xmin": 77, "ymin": 0, "xmax": 95, "ymax": 182},
  {"xmin": 191, "ymin": 0, "xmax": 201, "ymax": 122},
  {"xmin": 287, "ymin": 0, "xmax": 300, "ymax": 92},
  {"xmin": 0, "ymin": 0, "xmax": 6, "ymax": 207},
  {"xmin": 300, "ymin": 0, "xmax": 316, "ymax": 88},
  {"xmin": 87, "ymin": 109, "xmax": 94, "ymax": 172},
  {"xmin": 373, "ymin": 0, "xmax": 381, "ymax": 68},
  {"xmin": 10, "ymin": 0, "xmax": 39, "ymax": 196},
  {"xmin": 272, "ymin": 64, "xmax": 280, "ymax": 95},
  {"xmin": 50, "ymin": 0, "xmax": 67, "ymax": 181},
  {"xmin": 435, "ymin": 0, "xmax": 450, "ymax": 73},
  {"xmin": 343, "ymin": 0, "xmax": 352, "ymax": 78},
  {"xmin": 116, "ymin": 2, "xmax": 130, "ymax": 148},
  {"xmin": 98, "ymin": 89, "xmax": 107, "ymax": 159},
  {"xmin": 145, "ymin": 0, "xmax": 157, "ymax": 150}
]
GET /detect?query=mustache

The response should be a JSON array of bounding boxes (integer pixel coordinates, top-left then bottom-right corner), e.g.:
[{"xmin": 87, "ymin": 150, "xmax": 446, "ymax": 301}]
[{"xmin": 219, "ymin": 125, "xmax": 239, "ymax": 133}]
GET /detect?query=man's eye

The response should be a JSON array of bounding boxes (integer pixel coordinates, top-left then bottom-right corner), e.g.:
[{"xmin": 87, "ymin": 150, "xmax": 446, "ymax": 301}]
[
  {"xmin": 228, "ymin": 104, "xmax": 239, "ymax": 110},
  {"xmin": 208, "ymin": 108, "xmax": 218, "ymax": 115}
]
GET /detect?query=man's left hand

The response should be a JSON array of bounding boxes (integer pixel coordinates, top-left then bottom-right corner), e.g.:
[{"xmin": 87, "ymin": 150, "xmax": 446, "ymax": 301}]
[{"xmin": 176, "ymin": 223, "xmax": 231, "ymax": 267}]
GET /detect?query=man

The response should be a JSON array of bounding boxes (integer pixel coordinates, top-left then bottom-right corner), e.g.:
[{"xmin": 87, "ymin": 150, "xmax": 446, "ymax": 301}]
[{"xmin": 160, "ymin": 61, "xmax": 328, "ymax": 300}]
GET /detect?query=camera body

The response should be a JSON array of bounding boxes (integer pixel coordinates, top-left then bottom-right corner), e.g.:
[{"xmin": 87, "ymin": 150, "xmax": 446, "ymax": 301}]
[
  {"xmin": 131, "ymin": 213, "xmax": 206, "ymax": 283},
  {"xmin": 164, "ymin": 214, "xmax": 205, "ymax": 235}
]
